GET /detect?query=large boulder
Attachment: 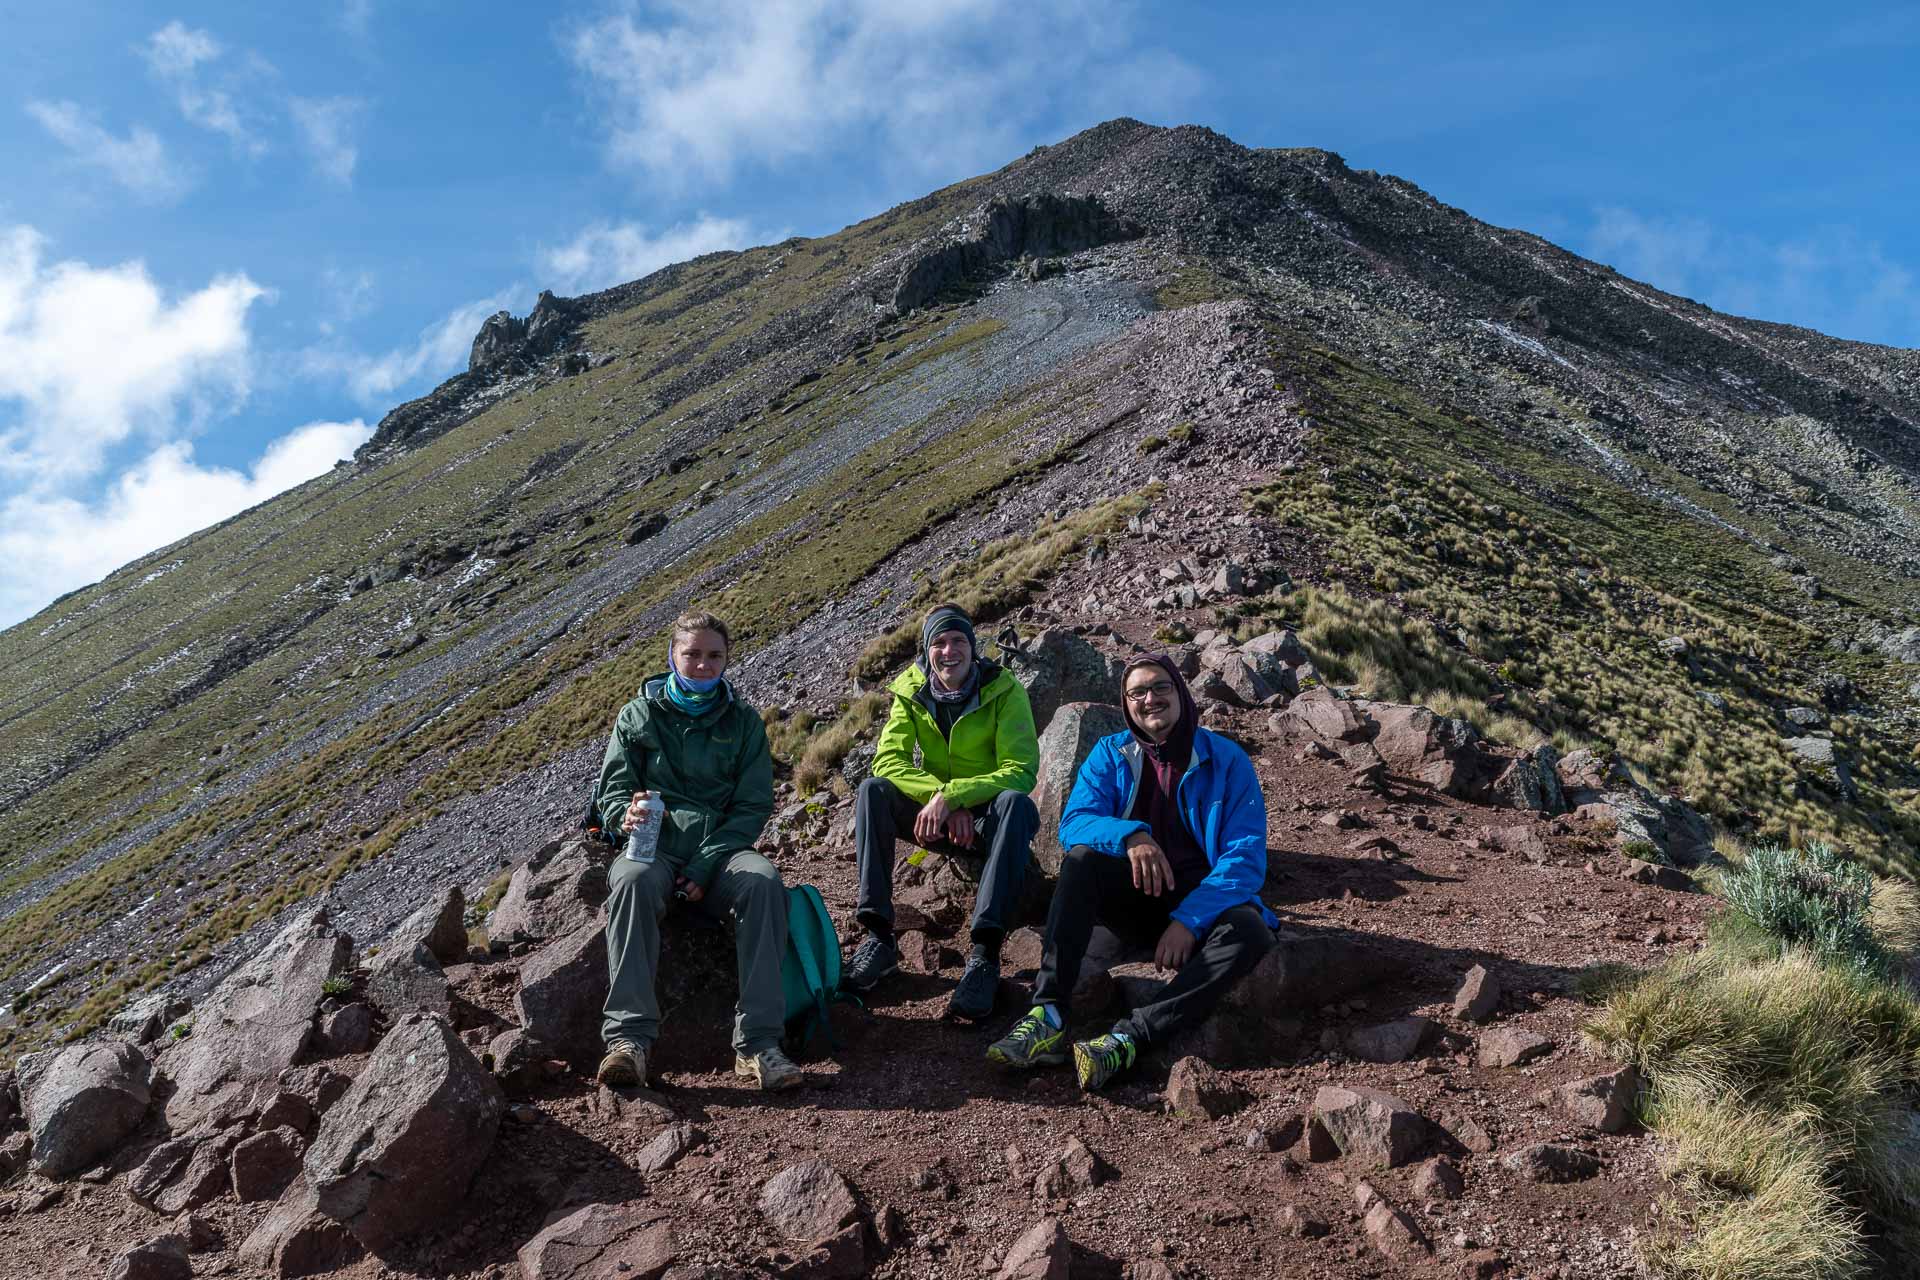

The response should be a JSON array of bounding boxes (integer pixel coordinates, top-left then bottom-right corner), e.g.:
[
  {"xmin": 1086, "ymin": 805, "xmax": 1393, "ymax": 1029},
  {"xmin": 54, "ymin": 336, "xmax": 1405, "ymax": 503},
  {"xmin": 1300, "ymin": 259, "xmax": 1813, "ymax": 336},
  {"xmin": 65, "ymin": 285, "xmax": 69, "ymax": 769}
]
[
  {"xmin": 487, "ymin": 837, "xmax": 611, "ymax": 946},
  {"xmin": 158, "ymin": 905, "xmax": 353, "ymax": 1130},
  {"xmin": 303, "ymin": 1013, "xmax": 503, "ymax": 1252},
  {"xmin": 22, "ymin": 1040, "xmax": 151, "ymax": 1177},
  {"xmin": 1270, "ymin": 687, "xmax": 1370, "ymax": 744},
  {"xmin": 1029, "ymin": 702, "xmax": 1128, "ymax": 877},
  {"xmin": 1361, "ymin": 702, "xmax": 1478, "ymax": 785},
  {"xmin": 1104, "ymin": 927, "xmax": 1406, "ymax": 1065},
  {"xmin": 518, "ymin": 1202, "xmax": 676, "ymax": 1280},
  {"xmin": 1000, "ymin": 627, "xmax": 1126, "ymax": 735},
  {"xmin": 1238, "ymin": 629, "xmax": 1312, "ymax": 693},
  {"xmin": 515, "ymin": 922, "xmax": 609, "ymax": 1072}
]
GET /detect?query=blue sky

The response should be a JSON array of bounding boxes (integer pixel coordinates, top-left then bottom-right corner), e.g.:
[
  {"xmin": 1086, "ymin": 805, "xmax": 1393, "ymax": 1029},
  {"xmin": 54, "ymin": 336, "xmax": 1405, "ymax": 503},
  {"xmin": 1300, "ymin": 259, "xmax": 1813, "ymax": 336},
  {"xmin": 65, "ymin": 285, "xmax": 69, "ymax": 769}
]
[{"xmin": 3, "ymin": 2, "xmax": 1917, "ymax": 627}]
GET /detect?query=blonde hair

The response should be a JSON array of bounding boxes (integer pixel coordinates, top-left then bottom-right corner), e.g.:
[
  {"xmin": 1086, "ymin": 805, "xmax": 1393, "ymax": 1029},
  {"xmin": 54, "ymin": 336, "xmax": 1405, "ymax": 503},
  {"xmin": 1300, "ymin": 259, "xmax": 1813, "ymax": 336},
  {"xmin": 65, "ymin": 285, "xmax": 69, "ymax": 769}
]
[{"xmin": 670, "ymin": 610, "xmax": 732, "ymax": 650}]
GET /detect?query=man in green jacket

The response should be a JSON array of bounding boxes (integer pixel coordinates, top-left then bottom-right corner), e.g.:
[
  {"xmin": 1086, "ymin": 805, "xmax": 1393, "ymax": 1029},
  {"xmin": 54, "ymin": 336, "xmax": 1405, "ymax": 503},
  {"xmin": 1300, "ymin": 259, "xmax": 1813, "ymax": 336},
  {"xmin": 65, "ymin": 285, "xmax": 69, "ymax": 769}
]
[
  {"xmin": 844, "ymin": 604, "xmax": 1040, "ymax": 1020},
  {"xmin": 595, "ymin": 612, "xmax": 802, "ymax": 1092}
]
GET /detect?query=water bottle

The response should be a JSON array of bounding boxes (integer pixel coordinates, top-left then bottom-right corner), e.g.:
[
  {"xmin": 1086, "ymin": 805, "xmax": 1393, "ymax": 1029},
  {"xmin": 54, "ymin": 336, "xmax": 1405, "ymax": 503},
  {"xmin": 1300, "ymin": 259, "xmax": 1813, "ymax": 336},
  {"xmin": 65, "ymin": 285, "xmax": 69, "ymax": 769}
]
[{"xmin": 625, "ymin": 791, "xmax": 666, "ymax": 864}]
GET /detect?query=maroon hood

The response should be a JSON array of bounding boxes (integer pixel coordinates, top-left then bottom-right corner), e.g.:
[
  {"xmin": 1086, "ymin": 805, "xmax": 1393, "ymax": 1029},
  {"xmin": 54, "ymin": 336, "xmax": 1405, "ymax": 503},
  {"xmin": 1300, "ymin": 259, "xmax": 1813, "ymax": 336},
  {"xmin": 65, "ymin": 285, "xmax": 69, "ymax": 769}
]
[{"xmin": 1122, "ymin": 653, "xmax": 1197, "ymax": 771}]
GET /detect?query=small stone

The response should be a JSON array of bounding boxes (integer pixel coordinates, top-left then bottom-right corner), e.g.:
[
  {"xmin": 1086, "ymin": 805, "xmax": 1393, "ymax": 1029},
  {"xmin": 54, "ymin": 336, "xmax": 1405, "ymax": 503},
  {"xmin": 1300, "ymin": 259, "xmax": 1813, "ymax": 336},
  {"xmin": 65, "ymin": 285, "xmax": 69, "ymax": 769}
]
[
  {"xmin": 1412, "ymin": 1156, "xmax": 1464, "ymax": 1201},
  {"xmin": 1165, "ymin": 1056, "xmax": 1252, "ymax": 1119},
  {"xmin": 1275, "ymin": 1203, "xmax": 1329, "ymax": 1238},
  {"xmin": 998, "ymin": 1219, "xmax": 1071, "ymax": 1280},
  {"xmin": 318, "ymin": 1002, "xmax": 375, "ymax": 1056},
  {"xmin": 105, "ymin": 1235, "xmax": 191, "ymax": 1280},
  {"xmin": 1363, "ymin": 1197, "xmax": 1431, "ymax": 1262},
  {"xmin": 634, "ymin": 1122, "xmax": 705, "ymax": 1174},
  {"xmin": 1502, "ymin": 1142, "xmax": 1601, "ymax": 1183},
  {"xmin": 1555, "ymin": 1066, "xmax": 1642, "ymax": 1133},
  {"xmin": 1477, "ymin": 1028, "xmax": 1553, "ymax": 1068},
  {"xmin": 1345, "ymin": 1016, "xmax": 1433, "ymax": 1064},
  {"xmin": 1452, "ymin": 965, "xmax": 1501, "ymax": 1022}
]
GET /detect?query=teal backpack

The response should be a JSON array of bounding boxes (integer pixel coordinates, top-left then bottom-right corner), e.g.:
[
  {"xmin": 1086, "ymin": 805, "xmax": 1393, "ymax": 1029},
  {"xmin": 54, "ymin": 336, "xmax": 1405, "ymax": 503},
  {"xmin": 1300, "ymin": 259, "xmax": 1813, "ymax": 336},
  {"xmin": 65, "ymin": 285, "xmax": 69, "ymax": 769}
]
[{"xmin": 782, "ymin": 884, "xmax": 849, "ymax": 1051}]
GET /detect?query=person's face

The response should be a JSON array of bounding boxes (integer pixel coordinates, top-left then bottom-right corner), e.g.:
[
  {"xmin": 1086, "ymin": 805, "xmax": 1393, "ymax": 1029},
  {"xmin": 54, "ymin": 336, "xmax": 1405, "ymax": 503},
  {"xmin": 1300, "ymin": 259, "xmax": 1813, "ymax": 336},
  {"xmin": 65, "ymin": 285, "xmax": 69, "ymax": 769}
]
[
  {"xmin": 926, "ymin": 628, "xmax": 974, "ymax": 690},
  {"xmin": 673, "ymin": 628, "xmax": 729, "ymax": 681},
  {"xmin": 1124, "ymin": 665, "xmax": 1181, "ymax": 743}
]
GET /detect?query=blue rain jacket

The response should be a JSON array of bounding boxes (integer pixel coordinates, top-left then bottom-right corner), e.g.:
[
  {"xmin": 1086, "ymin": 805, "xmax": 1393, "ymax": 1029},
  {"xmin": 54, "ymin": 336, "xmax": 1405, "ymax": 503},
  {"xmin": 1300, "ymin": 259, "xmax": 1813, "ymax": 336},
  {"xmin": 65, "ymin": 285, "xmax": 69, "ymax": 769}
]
[{"xmin": 1056, "ymin": 726, "xmax": 1278, "ymax": 935}]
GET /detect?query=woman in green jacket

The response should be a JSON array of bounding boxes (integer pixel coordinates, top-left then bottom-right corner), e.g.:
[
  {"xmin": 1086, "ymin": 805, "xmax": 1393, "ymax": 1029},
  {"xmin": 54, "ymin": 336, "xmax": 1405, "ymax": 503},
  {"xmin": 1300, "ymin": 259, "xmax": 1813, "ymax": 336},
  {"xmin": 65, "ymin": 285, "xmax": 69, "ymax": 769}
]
[{"xmin": 594, "ymin": 611, "xmax": 800, "ymax": 1092}]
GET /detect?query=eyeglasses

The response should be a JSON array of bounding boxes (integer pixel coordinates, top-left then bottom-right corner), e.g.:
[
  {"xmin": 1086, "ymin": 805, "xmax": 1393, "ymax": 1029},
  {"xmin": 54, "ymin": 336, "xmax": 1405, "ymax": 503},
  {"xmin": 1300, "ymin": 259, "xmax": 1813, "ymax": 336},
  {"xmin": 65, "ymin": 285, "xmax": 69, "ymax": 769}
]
[{"xmin": 1124, "ymin": 681, "xmax": 1176, "ymax": 704}]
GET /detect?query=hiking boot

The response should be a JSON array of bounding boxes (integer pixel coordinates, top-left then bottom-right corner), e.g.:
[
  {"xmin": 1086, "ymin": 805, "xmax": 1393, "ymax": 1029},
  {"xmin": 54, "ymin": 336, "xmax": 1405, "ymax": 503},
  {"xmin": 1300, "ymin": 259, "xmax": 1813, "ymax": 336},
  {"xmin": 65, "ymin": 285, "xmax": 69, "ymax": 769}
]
[
  {"xmin": 842, "ymin": 933, "xmax": 899, "ymax": 992},
  {"xmin": 735, "ymin": 1045, "xmax": 805, "ymax": 1092},
  {"xmin": 986, "ymin": 1006, "xmax": 1067, "ymax": 1069},
  {"xmin": 596, "ymin": 1039, "xmax": 647, "ymax": 1087},
  {"xmin": 946, "ymin": 954, "xmax": 999, "ymax": 1021},
  {"xmin": 1073, "ymin": 1032, "xmax": 1137, "ymax": 1091}
]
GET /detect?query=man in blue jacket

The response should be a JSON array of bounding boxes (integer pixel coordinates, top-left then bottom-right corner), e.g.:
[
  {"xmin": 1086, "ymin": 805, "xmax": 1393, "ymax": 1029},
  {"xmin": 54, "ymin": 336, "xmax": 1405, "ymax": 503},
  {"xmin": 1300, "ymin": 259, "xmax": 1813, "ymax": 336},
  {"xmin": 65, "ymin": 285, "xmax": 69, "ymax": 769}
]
[{"xmin": 987, "ymin": 654, "xmax": 1275, "ymax": 1090}]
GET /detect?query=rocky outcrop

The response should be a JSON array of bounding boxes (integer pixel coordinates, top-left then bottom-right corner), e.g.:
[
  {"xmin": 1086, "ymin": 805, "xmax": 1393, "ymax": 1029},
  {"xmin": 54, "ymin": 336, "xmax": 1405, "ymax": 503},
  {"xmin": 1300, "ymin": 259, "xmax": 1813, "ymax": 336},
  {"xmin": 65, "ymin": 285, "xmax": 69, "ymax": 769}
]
[
  {"xmin": 1001, "ymin": 626, "xmax": 1127, "ymax": 735},
  {"xmin": 21, "ymin": 1039, "xmax": 151, "ymax": 1177},
  {"xmin": 158, "ymin": 905, "xmax": 353, "ymax": 1131},
  {"xmin": 108, "ymin": 991, "xmax": 193, "ymax": 1046},
  {"xmin": 891, "ymin": 193, "xmax": 1142, "ymax": 314},
  {"xmin": 303, "ymin": 1013, "xmax": 503, "ymax": 1252},
  {"xmin": 1558, "ymin": 749, "xmax": 1714, "ymax": 863}
]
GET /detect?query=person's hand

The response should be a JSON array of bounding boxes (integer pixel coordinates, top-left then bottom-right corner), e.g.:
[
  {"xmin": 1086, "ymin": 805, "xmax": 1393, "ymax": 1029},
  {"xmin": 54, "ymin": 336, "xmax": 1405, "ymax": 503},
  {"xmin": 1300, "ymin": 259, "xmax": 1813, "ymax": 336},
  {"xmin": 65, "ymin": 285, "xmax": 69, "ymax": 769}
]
[
  {"xmin": 914, "ymin": 792, "xmax": 952, "ymax": 845},
  {"xmin": 1125, "ymin": 832, "xmax": 1174, "ymax": 896},
  {"xmin": 1155, "ymin": 920, "xmax": 1196, "ymax": 971},
  {"xmin": 946, "ymin": 808, "xmax": 977, "ymax": 849},
  {"xmin": 674, "ymin": 874, "xmax": 705, "ymax": 904},
  {"xmin": 622, "ymin": 790, "xmax": 656, "ymax": 831}
]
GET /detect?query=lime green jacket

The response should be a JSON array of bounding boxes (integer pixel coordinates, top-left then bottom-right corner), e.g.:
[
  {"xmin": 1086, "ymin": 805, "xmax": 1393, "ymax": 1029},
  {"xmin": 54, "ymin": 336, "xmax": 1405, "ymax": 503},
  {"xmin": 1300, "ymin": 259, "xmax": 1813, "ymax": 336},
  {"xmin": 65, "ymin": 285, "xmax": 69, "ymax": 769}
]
[
  {"xmin": 595, "ymin": 675, "xmax": 774, "ymax": 887},
  {"xmin": 872, "ymin": 659, "xmax": 1039, "ymax": 808}
]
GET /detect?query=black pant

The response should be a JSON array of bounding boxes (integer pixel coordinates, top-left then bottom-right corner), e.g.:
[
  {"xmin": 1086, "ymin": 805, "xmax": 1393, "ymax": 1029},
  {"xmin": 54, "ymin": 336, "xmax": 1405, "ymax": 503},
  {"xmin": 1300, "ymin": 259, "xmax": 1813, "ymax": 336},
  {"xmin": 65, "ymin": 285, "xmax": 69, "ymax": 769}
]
[
  {"xmin": 855, "ymin": 776, "xmax": 1037, "ymax": 945},
  {"xmin": 1031, "ymin": 844, "xmax": 1274, "ymax": 1045}
]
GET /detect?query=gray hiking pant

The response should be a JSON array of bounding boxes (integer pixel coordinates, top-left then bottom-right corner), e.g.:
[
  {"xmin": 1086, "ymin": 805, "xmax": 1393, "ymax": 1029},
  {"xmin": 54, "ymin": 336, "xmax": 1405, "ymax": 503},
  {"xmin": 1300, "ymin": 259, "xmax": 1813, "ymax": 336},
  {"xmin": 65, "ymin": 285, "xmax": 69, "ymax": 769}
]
[
  {"xmin": 602, "ymin": 845, "xmax": 787, "ymax": 1056},
  {"xmin": 854, "ymin": 776, "xmax": 1038, "ymax": 944}
]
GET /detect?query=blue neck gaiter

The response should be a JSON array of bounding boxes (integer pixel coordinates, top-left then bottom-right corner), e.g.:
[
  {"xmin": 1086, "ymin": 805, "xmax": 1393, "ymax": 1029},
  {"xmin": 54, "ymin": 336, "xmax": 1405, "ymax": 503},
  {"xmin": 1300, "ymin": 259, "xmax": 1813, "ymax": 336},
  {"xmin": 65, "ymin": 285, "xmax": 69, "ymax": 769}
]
[{"xmin": 665, "ymin": 662, "xmax": 724, "ymax": 716}]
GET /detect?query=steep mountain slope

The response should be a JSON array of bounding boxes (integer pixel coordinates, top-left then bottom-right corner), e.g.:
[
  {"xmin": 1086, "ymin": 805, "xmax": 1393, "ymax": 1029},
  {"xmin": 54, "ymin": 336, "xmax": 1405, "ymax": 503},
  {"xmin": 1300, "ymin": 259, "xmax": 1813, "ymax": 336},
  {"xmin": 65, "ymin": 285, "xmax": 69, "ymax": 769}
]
[{"xmin": 2, "ymin": 117, "xmax": 1916, "ymax": 1063}]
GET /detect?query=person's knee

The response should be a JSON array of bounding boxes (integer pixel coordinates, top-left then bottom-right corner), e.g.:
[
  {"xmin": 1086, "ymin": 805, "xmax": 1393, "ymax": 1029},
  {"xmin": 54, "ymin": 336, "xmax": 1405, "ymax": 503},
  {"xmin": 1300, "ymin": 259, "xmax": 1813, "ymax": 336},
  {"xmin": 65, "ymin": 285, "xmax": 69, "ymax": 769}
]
[
  {"xmin": 856, "ymin": 776, "xmax": 897, "ymax": 809},
  {"xmin": 728, "ymin": 852, "xmax": 785, "ymax": 900},
  {"xmin": 1217, "ymin": 906, "xmax": 1275, "ymax": 960},
  {"xmin": 608, "ymin": 857, "xmax": 672, "ymax": 908},
  {"xmin": 991, "ymin": 789, "xmax": 1039, "ymax": 825}
]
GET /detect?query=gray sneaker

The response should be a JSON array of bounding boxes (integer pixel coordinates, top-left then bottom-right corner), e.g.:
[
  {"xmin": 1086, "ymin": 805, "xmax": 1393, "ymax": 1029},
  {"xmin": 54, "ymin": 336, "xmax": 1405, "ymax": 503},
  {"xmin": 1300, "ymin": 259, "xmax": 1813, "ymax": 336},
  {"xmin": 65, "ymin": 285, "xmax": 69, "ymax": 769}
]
[
  {"xmin": 946, "ymin": 954, "xmax": 999, "ymax": 1021},
  {"xmin": 843, "ymin": 933, "xmax": 899, "ymax": 992},
  {"xmin": 596, "ymin": 1038, "xmax": 647, "ymax": 1087},
  {"xmin": 736, "ymin": 1045, "xmax": 804, "ymax": 1092}
]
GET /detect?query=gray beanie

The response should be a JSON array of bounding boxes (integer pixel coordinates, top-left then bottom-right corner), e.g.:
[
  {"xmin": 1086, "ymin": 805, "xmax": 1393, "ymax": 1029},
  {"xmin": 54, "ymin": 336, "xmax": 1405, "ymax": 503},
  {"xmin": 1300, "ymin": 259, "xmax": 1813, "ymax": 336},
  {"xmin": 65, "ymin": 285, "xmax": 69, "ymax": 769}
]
[{"xmin": 920, "ymin": 605, "xmax": 977, "ymax": 661}]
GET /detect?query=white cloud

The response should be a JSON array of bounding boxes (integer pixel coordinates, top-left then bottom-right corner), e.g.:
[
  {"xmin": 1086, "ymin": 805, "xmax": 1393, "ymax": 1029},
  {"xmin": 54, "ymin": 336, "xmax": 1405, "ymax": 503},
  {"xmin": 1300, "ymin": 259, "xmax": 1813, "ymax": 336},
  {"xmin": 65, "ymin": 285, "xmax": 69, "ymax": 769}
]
[
  {"xmin": 142, "ymin": 20, "xmax": 266, "ymax": 156},
  {"xmin": 1585, "ymin": 208, "xmax": 1920, "ymax": 347},
  {"xmin": 301, "ymin": 290, "xmax": 517, "ymax": 403},
  {"xmin": 289, "ymin": 96, "xmax": 365, "ymax": 185},
  {"xmin": 25, "ymin": 100, "xmax": 188, "ymax": 200},
  {"xmin": 0, "ymin": 225, "xmax": 265, "ymax": 483},
  {"xmin": 0, "ymin": 420, "xmax": 371, "ymax": 627},
  {"xmin": 538, "ymin": 215, "xmax": 764, "ymax": 294},
  {"xmin": 565, "ymin": 0, "xmax": 1203, "ymax": 186}
]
